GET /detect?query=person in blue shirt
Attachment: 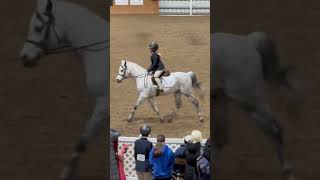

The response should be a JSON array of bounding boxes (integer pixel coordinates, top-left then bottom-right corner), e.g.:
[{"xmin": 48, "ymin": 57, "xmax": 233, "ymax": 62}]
[{"xmin": 149, "ymin": 134, "xmax": 175, "ymax": 180}]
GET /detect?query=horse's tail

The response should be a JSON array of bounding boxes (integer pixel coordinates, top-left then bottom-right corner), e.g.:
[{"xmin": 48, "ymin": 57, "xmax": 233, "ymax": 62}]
[
  {"xmin": 188, "ymin": 71, "xmax": 205, "ymax": 100},
  {"xmin": 248, "ymin": 32, "xmax": 288, "ymax": 82},
  {"xmin": 248, "ymin": 32, "xmax": 304, "ymax": 121}
]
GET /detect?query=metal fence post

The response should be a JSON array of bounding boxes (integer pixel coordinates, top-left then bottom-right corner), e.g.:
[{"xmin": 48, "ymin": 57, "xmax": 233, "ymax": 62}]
[{"xmin": 190, "ymin": 0, "xmax": 193, "ymax": 15}]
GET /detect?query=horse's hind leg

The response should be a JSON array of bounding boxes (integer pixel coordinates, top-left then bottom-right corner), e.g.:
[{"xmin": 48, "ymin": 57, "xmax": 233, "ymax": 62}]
[
  {"xmin": 174, "ymin": 90, "xmax": 182, "ymax": 110},
  {"xmin": 60, "ymin": 96, "xmax": 106, "ymax": 180},
  {"xmin": 240, "ymin": 102, "xmax": 295, "ymax": 180},
  {"xmin": 183, "ymin": 93, "xmax": 204, "ymax": 122},
  {"xmin": 148, "ymin": 98, "xmax": 163, "ymax": 122}
]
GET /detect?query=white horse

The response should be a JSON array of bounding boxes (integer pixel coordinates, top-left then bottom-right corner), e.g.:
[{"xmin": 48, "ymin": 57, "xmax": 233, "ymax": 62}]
[
  {"xmin": 19, "ymin": 0, "xmax": 108, "ymax": 179},
  {"xmin": 116, "ymin": 60, "xmax": 205, "ymax": 123},
  {"xmin": 212, "ymin": 32, "xmax": 303, "ymax": 180}
]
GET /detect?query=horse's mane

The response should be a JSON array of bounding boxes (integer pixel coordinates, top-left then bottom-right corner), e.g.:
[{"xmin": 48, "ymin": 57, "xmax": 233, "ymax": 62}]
[
  {"xmin": 126, "ymin": 61, "xmax": 146, "ymax": 71},
  {"xmin": 55, "ymin": 1, "xmax": 107, "ymax": 23}
]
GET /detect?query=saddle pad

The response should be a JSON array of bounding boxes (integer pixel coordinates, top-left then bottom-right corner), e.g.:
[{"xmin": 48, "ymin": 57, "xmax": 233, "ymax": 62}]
[{"xmin": 160, "ymin": 76, "xmax": 176, "ymax": 88}]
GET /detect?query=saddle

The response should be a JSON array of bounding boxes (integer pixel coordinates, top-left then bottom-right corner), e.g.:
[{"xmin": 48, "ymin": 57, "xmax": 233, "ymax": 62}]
[
  {"xmin": 161, "ymin": 70, "xmax": 171, "ymax": 77},
  {"xmin": 151, "ymin": 70, "xmax": 171, "ymax": 86}
]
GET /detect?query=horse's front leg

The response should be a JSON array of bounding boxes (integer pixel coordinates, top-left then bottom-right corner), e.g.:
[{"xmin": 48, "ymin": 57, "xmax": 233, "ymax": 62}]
[
  {"xmin": 60, "ymin": 96, "xmax": 106, "ymax": 180},
  {"xmin": 148, "ymin": 98, "xmax": 164, "ymax": 123},
  {"xmin": 128, "ymin": 94, "xmax": 146, "ymax": 122}
]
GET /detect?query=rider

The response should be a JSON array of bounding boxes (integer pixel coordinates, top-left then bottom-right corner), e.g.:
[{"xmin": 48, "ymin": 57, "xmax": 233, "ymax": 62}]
[{"xmin": 147, "ymin": 42, "xmax": 165, "ymax": 93}]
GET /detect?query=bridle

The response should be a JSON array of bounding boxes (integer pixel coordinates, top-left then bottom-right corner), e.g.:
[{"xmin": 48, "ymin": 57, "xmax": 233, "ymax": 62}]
[
  {"xmin": 26, "ymin": 10, "xmax": 58, "ymax": 52},
  {"xmin": 118, "ymin": 61, "xmax": 128, "ymax": 78},
  {"xmin": 26, "ymin": 10, "xmax": 108, "ymax": 55}
]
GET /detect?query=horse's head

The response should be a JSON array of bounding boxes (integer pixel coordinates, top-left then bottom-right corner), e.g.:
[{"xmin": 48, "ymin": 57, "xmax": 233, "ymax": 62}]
[
  {"xmin": 116, "ymin": 60, "xmax": 129, "ymax": 83},
  {"xmin": 20, "ymin": 0, "xmax": 62, "ymax": 67}
]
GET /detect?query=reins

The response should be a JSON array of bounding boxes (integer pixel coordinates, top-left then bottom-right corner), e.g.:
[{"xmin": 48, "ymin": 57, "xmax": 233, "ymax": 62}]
[
  {"xmin": 118, "ymin": 61, "xmax": 171, "ymax": 88},
  {"xmin": 46, "ymin": 40, "xmax": 109, "ymax": 55}
]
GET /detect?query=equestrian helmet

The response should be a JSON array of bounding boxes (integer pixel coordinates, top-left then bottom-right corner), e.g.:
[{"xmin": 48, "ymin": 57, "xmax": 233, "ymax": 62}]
[
  {"xmin": 140, "ymin": 124, "xmax": 151, "ymax": 136},
  {"xmin": 149, "ymin": 42, "xmax": 159, "ymax": 51}
]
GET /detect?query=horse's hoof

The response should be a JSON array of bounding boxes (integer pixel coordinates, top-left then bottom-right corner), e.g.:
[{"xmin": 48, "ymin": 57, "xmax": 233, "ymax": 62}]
[
  {"xmin": 128, "ymin": 117, "xmax": 133, "ymax": 123},
  {"xmin": 60, "ymin": 165, "xmax": 75, "ymax": 180},
  {"xmin": 60, "ymin": 167, "xmax": 71, "ymax": 180},
  {"xmin": 199, "ymin": 117, "xmax": 204, "ymax": 122},
  {"xmin": 282, "ymin": 164, "xmax": 295, "ymax": 180},
  {"xmin": 284, "ymin": 173, "xmax": 296, "ymax": 180},
  {"xmin": 60, "ymin": 154, "xmax": 79, "ymax": 180}
]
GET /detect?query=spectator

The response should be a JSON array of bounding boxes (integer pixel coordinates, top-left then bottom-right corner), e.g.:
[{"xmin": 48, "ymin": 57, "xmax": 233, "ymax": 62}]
[
  {"xmin": 134, "ymin": 125, "xmax": 153, "ymax": 180},
  {"xmin": 185, "ymin": 130, "xmax": 203, "ymax": 180},
  {"xmin": 173, "ymin": 135, "xmax": 191, "ymax": 175},
  {"xmin": 149, "ymin": 134, "xmax": 175, "ymax": 180},
  {"xmin": 110, "ymin": 129, "xmax": 128, "ymax": 180},
  {"xmin": 197, "ymin": 137, "xmax": 210, "ymax": 180},
  {"xmin": 110, "ymin": 129, "xmax": 120, "ymax": 180},
  {"xmin": 203, "ymin": 138, "xmax": 210, "ymax": 161}
]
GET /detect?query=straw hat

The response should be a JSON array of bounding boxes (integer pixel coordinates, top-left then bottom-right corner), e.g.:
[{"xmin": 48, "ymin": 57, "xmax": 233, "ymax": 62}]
[{"xmin": 190, "ymin": 130, "xmax": 202, "ymax": 143}]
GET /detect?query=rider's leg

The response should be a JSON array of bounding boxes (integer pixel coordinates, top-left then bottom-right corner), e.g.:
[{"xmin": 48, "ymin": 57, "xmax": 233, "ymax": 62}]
[{"xmin": 154, "ymin": 70, "xmax": 164, "ymax": 91}]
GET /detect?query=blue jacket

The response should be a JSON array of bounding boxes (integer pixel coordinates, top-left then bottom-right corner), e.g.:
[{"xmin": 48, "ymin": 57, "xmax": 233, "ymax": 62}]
[{"xmin": 149, "ymin": 145, "xmax": 175, "ymax": 178}]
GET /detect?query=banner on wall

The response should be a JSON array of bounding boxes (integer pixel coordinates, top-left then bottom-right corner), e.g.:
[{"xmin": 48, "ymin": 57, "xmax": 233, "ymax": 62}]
[
  {"xmin": 115, "ymin": 0, "xmax": 128, "ymax": 5},
  {"xmin": 130, "ymin": 0, "xmax": 143, "ymax": 5}
]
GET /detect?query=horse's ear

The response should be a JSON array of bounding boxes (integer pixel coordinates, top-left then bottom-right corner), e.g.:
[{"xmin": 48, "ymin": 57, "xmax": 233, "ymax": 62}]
[
  {"xmin": 37, "ymin": 0, "xmax": 55, "ymax": 14},
  {"xmin": 124, "ymin": 61, "xmax": 127, "ymax": 67},
  {"xmin": 46, "ymin": 0, "xmax": 53, "ymax": 12}
]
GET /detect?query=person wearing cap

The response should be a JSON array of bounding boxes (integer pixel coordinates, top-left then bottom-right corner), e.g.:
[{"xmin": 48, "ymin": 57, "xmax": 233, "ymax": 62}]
[
  {"xmin": 185, "ymin": 130, "xmax": 203, "ymax": 180},
  {"xmin": 149, "ymin": 134, "xmax": 175, "ymax": 180},
  {"xmin": 134, "ymin": 125, "xmax": 153, "ymax": 180},
  {"xmin": 147, "ymin": 41, "xmax": 165, "ymax": 95}
]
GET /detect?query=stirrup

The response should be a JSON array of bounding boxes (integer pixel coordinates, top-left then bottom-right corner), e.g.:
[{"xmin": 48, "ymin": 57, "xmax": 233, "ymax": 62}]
[{"xmin": 156, "ymin": 89, "xmax": 163, "ymax": 96}]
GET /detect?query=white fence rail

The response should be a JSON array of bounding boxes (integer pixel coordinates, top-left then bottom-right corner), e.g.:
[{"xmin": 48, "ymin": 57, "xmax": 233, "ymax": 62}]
[
  {"xmin": 159, "ymin": 0, "xmax": 210, "ymax": 16},
  {"xmin": 118, "ymin": 136, "xmax": 206, "ymax": 179}
]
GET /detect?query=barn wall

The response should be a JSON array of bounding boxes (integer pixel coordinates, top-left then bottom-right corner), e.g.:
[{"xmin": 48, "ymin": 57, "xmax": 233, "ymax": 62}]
[{"xmin": 111, "ymin": 0, "xmax": 159, "ymax": 14}]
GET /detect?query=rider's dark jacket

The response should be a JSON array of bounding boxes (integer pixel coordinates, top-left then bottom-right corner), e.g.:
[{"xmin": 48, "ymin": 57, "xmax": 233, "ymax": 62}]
[{"xmin": 147, "ymin": 52, "xmax": 165, "ymax": 73}]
